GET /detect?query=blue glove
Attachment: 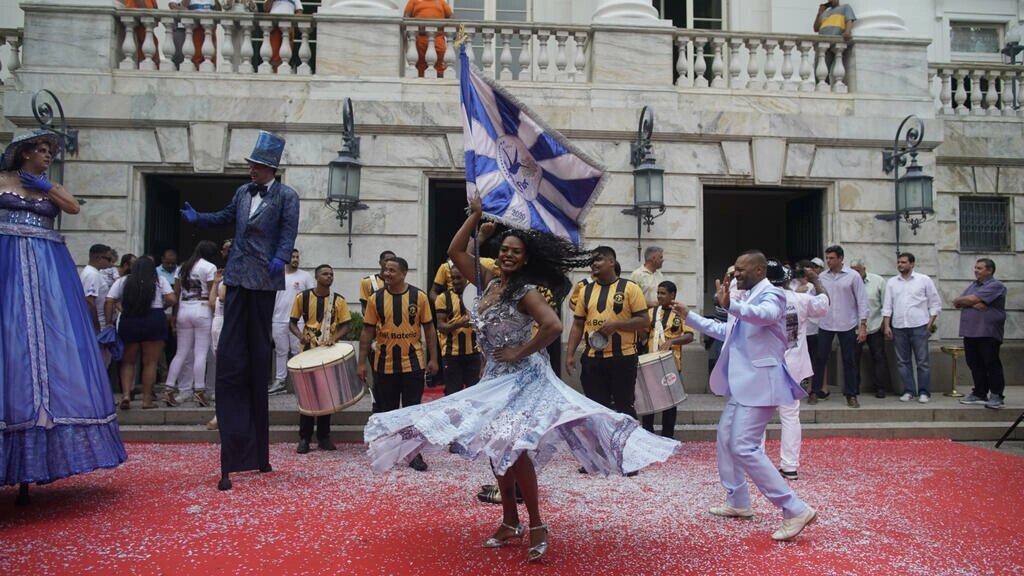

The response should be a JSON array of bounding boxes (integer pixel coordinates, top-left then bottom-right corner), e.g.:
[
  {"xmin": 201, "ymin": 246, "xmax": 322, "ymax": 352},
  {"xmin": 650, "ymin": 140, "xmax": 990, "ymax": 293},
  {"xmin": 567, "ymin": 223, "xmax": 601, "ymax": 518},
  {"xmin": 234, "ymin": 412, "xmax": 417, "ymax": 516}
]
[
  {"xmin": 268, "ymin": 257, "xmax": 286, "ymax": 276},
  {"xmin": 180, "ymin": 201, "xmax": 198, "ymax": 224},
  {"xmin": 19, "ymin": 171, "xmax": 54, "ymax": 193}
]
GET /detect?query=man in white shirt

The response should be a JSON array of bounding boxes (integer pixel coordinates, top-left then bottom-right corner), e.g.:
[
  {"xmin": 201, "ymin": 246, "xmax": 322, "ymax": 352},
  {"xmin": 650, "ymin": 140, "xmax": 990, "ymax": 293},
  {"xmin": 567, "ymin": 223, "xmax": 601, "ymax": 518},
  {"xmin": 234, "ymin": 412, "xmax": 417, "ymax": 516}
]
[
  {"xmin": 849, "ymin": 258, "xmax": 891, "ymax": 398},
  {"xmin": 629, "ymin": 246, "xmax": 666, "ymax": 308},
  {"xmin": 269, "ymin": 248, "xmax": 314, "ymax": 395},
  {"xmin": 80, "ymin": 243, "xmax": 115, "ymax": 336},
  {"xmin": 882, "ymin": 252, "xmax": 942, "ymax": 402}
]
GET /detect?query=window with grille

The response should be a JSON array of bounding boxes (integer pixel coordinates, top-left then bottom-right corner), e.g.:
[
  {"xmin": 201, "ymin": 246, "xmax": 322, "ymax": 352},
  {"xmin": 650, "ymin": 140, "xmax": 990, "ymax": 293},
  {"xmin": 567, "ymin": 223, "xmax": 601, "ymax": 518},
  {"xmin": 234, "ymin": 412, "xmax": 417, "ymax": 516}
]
[
  {"xmin": 960, "ymin": 196, "xmax": 1011, "ymax": 252},
  {"xmin": 951, "ymin": 23, "xmax": 1002, "ymax": 54}
]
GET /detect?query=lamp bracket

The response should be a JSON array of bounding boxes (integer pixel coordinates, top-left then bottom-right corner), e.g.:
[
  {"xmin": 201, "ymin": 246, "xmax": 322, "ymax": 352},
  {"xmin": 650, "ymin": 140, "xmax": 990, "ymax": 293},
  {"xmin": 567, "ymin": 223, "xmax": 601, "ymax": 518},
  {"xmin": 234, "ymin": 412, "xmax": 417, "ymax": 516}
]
[
  {"xmin": 32, "ymin": 89, "xmax": 78, "ymax": 155},
  {"xmin": 621, "ymin": 205, "xmax": 666, "ymax": 233},
  {"xmin": 341, "ymin": 97, "xmax": 360, "ymax": 158},
  {"xmin": 630, "ymin": 105, "xmax": 655, "ymax": 168}
]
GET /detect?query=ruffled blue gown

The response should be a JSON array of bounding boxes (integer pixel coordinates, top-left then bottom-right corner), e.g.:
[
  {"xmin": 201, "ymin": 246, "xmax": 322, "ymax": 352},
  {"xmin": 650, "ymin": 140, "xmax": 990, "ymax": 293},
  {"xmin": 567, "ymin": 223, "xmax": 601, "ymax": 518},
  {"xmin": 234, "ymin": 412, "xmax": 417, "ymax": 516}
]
[
  {"xmin": 365, "ymin": 283, "xmax": 679, "ymax": 476},
  {"xmin": 0, "ymin": 190, "xmax": 127, "ymax": 486}
]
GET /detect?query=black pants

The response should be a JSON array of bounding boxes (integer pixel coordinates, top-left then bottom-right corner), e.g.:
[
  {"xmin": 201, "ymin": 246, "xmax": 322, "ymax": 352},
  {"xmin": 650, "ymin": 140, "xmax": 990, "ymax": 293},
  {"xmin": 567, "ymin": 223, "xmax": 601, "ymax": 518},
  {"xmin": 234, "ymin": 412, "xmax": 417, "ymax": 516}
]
[
  {"xmin": 375, "ymin": 369, "xmax": 425, "ymax": 412},
  {"xmin": 546, "ymin": 339, "xmax": 562, "ymax": 377},
  {"xmin": 641, "ymin": 407, "xmax": 677, "ymax": 439},
  {"xmin": 299, "ymin": 414, "xmax": 331, "ymax": 441},
  {"xmin": 812, "ymin": 328, "xmax": 859, "ymax": 397},
  {"xmin": 580, "ymin": 355, "xmax": 638, "ymax": 418},
  {"xmin": 443, "ymin": 353, "xmax": 481, "ymax": 395},
  {"xmin": 215, "ymin": 287, "xmax": 274, "ymax": 474},
  {"xmin": 854, "ymin": 329, "xmax": 891, "ymax": 394},
  {"xmin": 964, "ymin": 337, "xmax": 1005, "ymax": 398}
]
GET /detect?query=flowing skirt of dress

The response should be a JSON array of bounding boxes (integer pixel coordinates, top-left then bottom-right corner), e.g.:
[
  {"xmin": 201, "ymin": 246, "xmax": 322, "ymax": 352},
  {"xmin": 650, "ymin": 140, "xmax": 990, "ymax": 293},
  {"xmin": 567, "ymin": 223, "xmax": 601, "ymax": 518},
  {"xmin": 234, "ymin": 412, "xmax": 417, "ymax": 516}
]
[
  {"xmin": 0, "ymin": 230, "xmax": 127, "ymax": 486},
  {"xmin": 365, "ymin": 353, "xmax": 679, "ymax": 476}
]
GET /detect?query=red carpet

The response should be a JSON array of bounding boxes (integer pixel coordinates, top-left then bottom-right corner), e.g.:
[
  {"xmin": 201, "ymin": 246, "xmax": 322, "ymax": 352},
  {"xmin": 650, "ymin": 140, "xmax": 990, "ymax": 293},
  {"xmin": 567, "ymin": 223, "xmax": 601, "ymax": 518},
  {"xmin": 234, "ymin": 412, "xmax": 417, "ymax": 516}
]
[{"xmin": 1, "ymin": 438, "xmax": 1021, "ymax": 576}]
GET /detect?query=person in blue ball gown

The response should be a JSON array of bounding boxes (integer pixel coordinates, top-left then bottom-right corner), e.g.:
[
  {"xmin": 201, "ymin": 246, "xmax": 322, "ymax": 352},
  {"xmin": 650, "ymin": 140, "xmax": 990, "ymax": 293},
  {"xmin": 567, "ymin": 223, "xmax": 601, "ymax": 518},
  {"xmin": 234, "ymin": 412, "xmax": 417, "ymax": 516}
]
[
  {"xmin": 364, "ymin": 195, "xmax": 679, "ymax": 562},
  {"xmin": 0, "ymin": 130, "xmax": 127, "ymax": 505}
]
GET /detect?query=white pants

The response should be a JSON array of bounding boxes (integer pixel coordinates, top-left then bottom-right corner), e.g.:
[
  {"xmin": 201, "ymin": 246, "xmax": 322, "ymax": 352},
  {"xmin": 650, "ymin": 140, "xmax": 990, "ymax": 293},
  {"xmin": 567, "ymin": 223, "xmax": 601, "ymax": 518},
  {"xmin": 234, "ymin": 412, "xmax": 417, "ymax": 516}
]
[
  {"xmin": 778, "ymin": 400, "xmax": 802, "ymax": 472},
  {"xmin": 273, "ymin": 321, "xmax": 299, "ymax": 383},
  {"xmin": 165, "ymin": 301, "xmax": 212, "ymax": 391},
  {"xmin": 760, "ymin": 399, "xmax": 802, "ymax": 472}
]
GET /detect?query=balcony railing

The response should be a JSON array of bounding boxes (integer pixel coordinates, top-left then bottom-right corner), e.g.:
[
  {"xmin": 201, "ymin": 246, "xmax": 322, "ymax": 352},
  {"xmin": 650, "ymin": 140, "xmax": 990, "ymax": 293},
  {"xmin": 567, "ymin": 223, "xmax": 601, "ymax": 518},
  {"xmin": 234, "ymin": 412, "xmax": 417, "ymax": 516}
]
[
  {"xmin": 400, "ymin": 19, "xmax": 590, "ymax": 83},
  {"xmin": 929, "ymin": 63, "xmax": 1022, "ymax": 117},
  {"xmin": 0, "ymin": 28, "xmax": 23, "ymax": 84},
  {"xmin": 673, "ymin": 30, "xmax": 849, "ymax": 93},
  {"xmin": 114, "ymin": 9, "xmax": 313, "ymax": 74}
]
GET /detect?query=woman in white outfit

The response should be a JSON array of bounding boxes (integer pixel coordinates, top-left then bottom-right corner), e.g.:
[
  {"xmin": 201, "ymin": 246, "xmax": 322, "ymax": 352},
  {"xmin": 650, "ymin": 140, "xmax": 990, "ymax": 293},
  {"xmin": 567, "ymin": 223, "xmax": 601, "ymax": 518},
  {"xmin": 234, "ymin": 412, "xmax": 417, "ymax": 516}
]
[{"xmin": 163, "ymin": 241, "xmax": 219, "ymax": 407}]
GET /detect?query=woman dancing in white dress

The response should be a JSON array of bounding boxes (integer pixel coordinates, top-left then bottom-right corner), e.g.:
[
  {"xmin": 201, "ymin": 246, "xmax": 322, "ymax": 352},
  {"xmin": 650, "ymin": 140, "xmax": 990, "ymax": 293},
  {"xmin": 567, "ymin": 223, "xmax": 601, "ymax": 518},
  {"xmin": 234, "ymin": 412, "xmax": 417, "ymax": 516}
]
[{"xmin": 364, "ymin": 196, "xmax": 679, "ymax": 562}]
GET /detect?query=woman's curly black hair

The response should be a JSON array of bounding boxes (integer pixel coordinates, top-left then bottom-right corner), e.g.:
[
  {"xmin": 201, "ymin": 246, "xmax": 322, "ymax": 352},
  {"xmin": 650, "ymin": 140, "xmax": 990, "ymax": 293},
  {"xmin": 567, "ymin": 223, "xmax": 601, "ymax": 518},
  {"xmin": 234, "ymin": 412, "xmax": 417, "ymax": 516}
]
[{"xmin": 491, "ymin": 227, "xmax": 593, "ymax": 305}]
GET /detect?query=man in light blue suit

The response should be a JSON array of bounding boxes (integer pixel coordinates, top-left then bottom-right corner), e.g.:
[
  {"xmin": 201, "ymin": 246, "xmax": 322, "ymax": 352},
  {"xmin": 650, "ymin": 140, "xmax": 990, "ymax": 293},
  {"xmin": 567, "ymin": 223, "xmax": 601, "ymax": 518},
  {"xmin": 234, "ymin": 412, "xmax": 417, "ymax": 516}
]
[
  {"xmin": 674, "ymin": 250, "xmax": 817, "ymax": 541},
  {"xmin": 181, "ymin": 130, "xmax": 300, "ymax": 491}
]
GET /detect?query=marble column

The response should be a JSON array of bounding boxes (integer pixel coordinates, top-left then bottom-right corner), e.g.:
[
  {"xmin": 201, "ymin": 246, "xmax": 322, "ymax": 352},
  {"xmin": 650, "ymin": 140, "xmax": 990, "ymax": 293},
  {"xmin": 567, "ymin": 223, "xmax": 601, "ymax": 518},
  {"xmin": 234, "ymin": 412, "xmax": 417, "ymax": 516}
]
[
  {"xmin": 592, "ymin": 0, "xmax": 664, "ymax": 25},
  {"xmin": 318, "ymin": 0, "xmax": 400, "ymax": 16},
  {"xmin": 847, "ymin": 0, "xmax": 908, "ymax": 36}
]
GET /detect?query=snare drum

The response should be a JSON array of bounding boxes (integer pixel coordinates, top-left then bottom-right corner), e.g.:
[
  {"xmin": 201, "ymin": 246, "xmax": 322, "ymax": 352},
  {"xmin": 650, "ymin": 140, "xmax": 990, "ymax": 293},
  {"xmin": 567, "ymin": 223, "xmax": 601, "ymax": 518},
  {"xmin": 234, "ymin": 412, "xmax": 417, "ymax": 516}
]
[
  {"xmin": 288, "ymin": 343, "xmax": 365, "ymax": 416},
  {"xmin": 634, "ymin": 351, "xmax": 687, "ymax": 415}
]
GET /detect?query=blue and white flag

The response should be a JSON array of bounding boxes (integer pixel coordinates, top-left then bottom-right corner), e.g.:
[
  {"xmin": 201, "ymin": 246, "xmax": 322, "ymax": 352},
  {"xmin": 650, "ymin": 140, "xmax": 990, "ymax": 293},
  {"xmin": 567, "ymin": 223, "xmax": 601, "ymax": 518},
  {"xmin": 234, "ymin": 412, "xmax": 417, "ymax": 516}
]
[{"xmin": 459, "ymin": 46, "xmax": 606, "ymax": 246}]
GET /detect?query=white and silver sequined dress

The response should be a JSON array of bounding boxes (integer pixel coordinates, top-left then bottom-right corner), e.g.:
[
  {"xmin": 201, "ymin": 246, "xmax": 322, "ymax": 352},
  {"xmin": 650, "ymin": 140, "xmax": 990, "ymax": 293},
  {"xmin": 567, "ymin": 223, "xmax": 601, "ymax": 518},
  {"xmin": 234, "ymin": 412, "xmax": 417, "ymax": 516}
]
[{"xmin": 364, "ymin": 283, "xmax": 679, "ymax": 475}]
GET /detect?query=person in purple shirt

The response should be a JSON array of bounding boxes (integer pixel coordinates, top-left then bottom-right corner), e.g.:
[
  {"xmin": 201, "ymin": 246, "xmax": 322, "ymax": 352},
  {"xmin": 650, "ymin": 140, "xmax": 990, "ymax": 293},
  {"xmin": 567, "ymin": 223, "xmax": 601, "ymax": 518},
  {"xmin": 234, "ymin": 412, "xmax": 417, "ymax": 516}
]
[
  {"xmin": 810, "ymin": 245, "xmax": 868, "ymax": 408},
  {"xmin": 953, "ymin": 258, "xmax": 1007, "ymax": 410}
]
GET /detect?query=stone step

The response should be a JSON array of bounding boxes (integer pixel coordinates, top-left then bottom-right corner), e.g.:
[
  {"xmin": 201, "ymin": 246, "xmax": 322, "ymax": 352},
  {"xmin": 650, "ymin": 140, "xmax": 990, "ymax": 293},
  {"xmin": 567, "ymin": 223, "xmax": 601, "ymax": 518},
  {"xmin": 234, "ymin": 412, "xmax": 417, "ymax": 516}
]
[
  {"xmin": 114, "ymin": 387, "xmax": 1024, "ymax": 444},
  {"xmin": 117, "ymin": 420, "xmax": 1024, "ymax": 444},
  {"xmin": 115, "ymin": 390, "xmax": 1022, "ymax": 427}
]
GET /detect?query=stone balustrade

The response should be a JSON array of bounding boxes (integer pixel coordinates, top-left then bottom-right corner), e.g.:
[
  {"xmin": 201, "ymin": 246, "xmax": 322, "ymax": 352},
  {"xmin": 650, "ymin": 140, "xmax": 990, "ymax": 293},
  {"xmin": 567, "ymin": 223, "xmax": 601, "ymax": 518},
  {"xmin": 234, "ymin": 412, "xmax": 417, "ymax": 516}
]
[
  {"xmin": 930, "ymin": 64, "xmax": 1022, "ymax": 118},
  {"xmin": 673, "ymin": 30, "xmax": 849, "ymax": 94},
  {"xmin": 113, "ymin": 9, "xmax": 313, "ymax": 75},
  {"xmin": 0, "ymin": 28, "xmax": 23, "ymax": 84},
  {"xmin": 400, "ymin": 19, "xmax": 589, "ymax": 82}
]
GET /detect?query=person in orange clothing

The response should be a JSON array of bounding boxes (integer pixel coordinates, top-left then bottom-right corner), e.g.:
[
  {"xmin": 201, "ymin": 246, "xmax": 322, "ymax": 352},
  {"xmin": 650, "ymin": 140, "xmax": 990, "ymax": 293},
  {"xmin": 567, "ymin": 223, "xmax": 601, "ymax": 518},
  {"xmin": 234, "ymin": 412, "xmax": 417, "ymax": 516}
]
[
  {"xmin": 404, "ymin": 0, "xmax": 454, "ymax": 77},
  {"xmin": 124, "ymin": 0, "xmax": 160, "ymax": 65},
  {"xmin": 265, "ymin": 0, "xmax": 303, "ymax": 72}
]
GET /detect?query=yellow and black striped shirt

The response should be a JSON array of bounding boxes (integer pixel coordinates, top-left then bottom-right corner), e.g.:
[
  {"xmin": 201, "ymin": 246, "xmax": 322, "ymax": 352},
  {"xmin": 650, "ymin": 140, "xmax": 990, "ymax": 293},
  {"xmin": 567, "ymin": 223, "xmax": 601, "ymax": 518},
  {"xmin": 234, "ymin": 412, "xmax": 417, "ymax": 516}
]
[
  {"xmin": 433, "ymin": 258, "xmax": 500, "ymax": 289},
  {"xmin": 359, "ymin": 274, "xmax": 384, "ymax": 306},
  {"xmin": 568, "ymin": 278, "xmax": 593, "ymax": 312},
  {"xmin": 574, "ymin": 278, "xmax": 647, "ymax": 358},
  {"xmin": 290, "ymin": 290, "xmax": 353, "ymax": 352},
  {"xmin": 644, "ymin": 306, "xmax": 694, "ymax": 371},
  {"xmin": 435, "ymin": 290, "xmax": 478, "ymax": 357},
  {"xmin": 364, "ymin": 286, "xmax": 433, "ymax": 374}
]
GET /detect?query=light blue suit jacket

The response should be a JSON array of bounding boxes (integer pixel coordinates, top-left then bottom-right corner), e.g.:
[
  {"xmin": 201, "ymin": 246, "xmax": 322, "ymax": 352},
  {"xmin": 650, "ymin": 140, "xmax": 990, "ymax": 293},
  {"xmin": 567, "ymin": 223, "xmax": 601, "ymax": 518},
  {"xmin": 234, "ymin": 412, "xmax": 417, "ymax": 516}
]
[
  {"xmin": 193, "ymin": 181, "xmax": 299, "ymax": 292},
  {"xmin": 686, "ymin": 278, "xmax": 806, "ymax": 407}
]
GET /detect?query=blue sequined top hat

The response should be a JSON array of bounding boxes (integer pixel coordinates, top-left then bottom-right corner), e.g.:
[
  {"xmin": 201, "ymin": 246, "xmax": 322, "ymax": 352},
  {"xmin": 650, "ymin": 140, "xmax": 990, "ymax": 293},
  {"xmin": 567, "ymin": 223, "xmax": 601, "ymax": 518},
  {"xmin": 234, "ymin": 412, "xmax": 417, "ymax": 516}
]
[
  {"xmin": 244, "ymin": 130, "xmax": 285, "ymax": 170},
  {"xmin": 0, "ymin": 129, "xmax": 65, "ymax": 172}
]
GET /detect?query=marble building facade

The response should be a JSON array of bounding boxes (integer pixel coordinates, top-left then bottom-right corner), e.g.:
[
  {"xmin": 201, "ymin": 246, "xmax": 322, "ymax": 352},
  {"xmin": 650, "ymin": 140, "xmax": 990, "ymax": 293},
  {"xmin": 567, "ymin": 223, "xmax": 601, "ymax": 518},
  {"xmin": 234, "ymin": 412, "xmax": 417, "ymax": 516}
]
[{"xmin": 0, "ymin": 0, "xmax": 1021, "ymax": 387}]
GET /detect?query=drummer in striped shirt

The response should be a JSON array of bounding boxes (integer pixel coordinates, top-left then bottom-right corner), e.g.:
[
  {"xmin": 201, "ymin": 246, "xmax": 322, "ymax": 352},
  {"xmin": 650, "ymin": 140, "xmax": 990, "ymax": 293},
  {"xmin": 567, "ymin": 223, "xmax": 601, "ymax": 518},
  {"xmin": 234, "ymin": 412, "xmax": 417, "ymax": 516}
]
[
  {"xmin": 638, "ymin": 281, "xmax": 694, "ymax": 439},
  {"xmin": 357, "ymin": 256, "xmax": 439, "ymax": 471},
  {"xmin": 289, "ymin": 264, "xmax": 352, "ymax": 454},
  {"xmin": 435, "ymin": 266, "xmax": 480, "ymax": 395}
]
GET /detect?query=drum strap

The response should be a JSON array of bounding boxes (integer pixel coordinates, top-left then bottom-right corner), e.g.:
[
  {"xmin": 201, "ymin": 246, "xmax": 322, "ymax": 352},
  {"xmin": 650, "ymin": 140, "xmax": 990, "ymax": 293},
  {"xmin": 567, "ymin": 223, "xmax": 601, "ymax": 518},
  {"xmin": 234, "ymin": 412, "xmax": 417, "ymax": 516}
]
[{"xmin": 318, "ymin": 293, "xmax": 335, "ymax": 347}]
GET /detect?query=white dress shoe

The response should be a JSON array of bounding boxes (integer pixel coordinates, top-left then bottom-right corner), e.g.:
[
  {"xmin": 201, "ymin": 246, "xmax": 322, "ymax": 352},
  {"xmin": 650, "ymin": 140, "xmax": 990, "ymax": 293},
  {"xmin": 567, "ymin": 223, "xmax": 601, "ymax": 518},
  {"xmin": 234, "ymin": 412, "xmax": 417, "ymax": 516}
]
[
  {"xmin": 772, "ymin": 506, "xmax": 817, "ymax": 541},
  {"xmin": 709, "ymin": 505, "xmax": 754, "ymax": 519}
]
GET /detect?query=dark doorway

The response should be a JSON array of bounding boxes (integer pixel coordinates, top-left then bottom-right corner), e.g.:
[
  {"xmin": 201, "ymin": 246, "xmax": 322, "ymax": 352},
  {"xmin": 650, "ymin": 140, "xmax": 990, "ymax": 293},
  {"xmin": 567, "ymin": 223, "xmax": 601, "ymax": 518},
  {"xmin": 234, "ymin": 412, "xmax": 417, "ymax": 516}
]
[
  {"xmin": 702, "ymin": 186, "xmax": 823, "ymax": 312},
  {"xmin": 144, "ymin": 174, "xmax": 248, "ymax": 264},
  {"xmin": 427, "ymin": 179, "xmax": 468, "ymax": 290},
  {"xmin": 426, "ymin": 178, "xmax": 501, "ymax": 290}
]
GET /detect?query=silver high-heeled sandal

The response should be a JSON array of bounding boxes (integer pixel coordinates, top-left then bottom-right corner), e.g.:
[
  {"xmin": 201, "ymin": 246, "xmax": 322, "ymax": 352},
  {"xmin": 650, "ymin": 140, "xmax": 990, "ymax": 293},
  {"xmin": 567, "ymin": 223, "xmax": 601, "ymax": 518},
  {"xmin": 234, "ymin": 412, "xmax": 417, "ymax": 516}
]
[
  {"xmin": 527, "ymin": 524, "xmax": 549, "ymax": 562},
  {"xmin": 482, "ymin": 522, "xmax": 525, "ymax": 548}
]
